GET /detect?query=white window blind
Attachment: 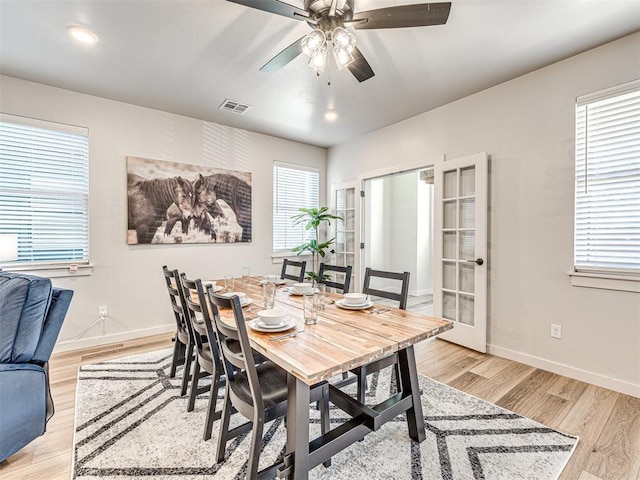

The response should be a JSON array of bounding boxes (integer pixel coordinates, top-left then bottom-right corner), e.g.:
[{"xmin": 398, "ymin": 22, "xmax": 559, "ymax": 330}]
[
  {"xmin": 0, "ymin": 114, "xmax": 89, "ymax": 266},
  {"xmin": 273, "ymin": 162, "xmax": 319, "ymax": 252},
  {"xmin": 574, "ymin": 80, "xmax": 640, "ymax": 275}
]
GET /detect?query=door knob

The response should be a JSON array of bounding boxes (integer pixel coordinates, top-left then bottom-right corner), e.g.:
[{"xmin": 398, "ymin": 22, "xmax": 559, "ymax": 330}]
[{"xmin": 466, "ymin": 258, "xmax": 484, "ymax": 266}]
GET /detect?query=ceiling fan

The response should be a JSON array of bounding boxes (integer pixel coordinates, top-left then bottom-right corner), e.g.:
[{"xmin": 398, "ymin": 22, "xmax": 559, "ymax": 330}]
[{"xmin": 227, "ymin": 0, "xmax": 451, "ymax": 82}]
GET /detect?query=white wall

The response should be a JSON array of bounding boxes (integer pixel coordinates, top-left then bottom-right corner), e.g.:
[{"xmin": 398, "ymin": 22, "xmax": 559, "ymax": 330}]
[
  {"xmin": 0, "ymin": 75, "xmax": 326, "ymax": 351},
  {"xmin": 416, "ymin": 177, "xmax": 433, "ymax": 296},
  {"xmin": 327, "ymin": 33, "xmax": 640, "ymax": 396},
  {"xmin": 389, "ymin": 174, "xmax": 418, "ymax": 285}
]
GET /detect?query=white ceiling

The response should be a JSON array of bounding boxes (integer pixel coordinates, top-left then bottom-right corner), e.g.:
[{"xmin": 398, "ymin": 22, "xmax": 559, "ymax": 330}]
[{"xmin": 1, "ymin": 0, "xmax": 639, "ymax": 148}]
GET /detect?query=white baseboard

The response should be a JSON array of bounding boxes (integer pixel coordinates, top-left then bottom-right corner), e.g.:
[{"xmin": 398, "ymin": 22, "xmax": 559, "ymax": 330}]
[
  {"xmin": 54, "ymin": 324, "xmax": 175, "ymax": 354},
  {"xmin": 488, "ymin": 344, "xmax": 640, "ymax": 399},
  {"xmin": 410, "ymin": 288, "xmax": 433, "ymax": 297}
]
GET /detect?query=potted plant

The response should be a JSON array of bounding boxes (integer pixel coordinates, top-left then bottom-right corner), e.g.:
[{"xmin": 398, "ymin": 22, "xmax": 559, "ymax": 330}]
[{"xmin": 291, "ymin": 207, "xmax": 342, "ymax": 283}]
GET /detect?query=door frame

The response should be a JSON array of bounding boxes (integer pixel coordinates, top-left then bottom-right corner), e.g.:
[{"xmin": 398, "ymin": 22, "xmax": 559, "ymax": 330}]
[{"xmin": 357, "ymin": 155, "xmax": 444, "ymax": 291}]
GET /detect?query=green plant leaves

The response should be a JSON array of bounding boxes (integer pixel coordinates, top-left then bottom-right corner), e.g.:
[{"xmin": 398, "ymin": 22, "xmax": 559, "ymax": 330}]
[{"xmin": 290, "ymin": 207, "xmax": 342, "ymax": 279}]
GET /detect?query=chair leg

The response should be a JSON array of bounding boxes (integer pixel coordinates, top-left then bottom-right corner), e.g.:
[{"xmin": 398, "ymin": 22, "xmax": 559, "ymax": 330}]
[
  {"xmin": 216, "ymin": 392, "xmax": 233, "ymax": 463},
  {"xmin": 169, "ymin": 336, "xmax": 182, "ymax": 378},
  {"xmin": 246, "ymin": 414, "xmax": 264, "ymax": 480},
  {"xmin": 203, "ymin": 373, "xmax": 222, "ymax": 441},
  {"xmin": 187, "ymin": 359, "xmax": 201, "ymax": 412},
  {"xmin": 180, "ymin": 342, "xmax": 194, "ymax": 396}
]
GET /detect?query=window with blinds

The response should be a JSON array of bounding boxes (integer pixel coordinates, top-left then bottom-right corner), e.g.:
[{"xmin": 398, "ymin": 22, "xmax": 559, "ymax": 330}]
[
  {"xmin": 574, "ymin": 80, "xmax": 640, "ymax": 275},
  {"xmin": 273, "ymin": 162, "xmax": 319, "ymax": 252},
  {"xmin": 0, "ymin": 114, "xmax": 89, "ymax": 267}
]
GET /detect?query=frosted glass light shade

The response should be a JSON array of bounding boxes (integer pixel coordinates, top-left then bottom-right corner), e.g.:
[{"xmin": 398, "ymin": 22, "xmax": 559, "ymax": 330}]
[
  {"xmin": 308, "ymin": 46, "xmax": 328, "ymax": 72},
  {"xmin": 332, "ymin": 27, "xmax": 356, "ymax": 53},
  {"xmin": 302, "ymin": 30, "xmax": 326, "ymax": 57},
  {"xmin": 333, "ymin": 46, "xmax": 354, "ymax": 70}
]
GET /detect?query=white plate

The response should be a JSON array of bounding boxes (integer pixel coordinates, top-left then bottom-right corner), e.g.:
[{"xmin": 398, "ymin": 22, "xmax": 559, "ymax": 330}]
[
  {"xmin": 254, "ymin": 318, "xmax": 289, "ymax": 329},
  {"xmin": 248, "ymin": 318, "xmax": 296, "ymax": 333},
  {"xmin": 202, "ymin": 281, "xmax": 224, "ymax": 293},
  {"xmin": 217, "ymin": 292, "xmax": 252, "ymax": 307},
  {"xmin": 258, "ymin": 279, "xmax": 286, "ymax": 285},
  {"xmin": 335, "ymin": 299, "xmax": 375, "ymax": 310},
  {"xmin": 339, "ymin": 300, "xmax": 369, "ymax": 307},
  {"xmin": 288, "ymin": 288, "xmax": 315, "ymax": 296}
]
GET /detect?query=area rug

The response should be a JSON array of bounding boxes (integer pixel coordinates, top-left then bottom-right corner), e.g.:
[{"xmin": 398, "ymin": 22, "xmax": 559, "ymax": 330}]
[{"xmin": 72, "ymin": 349, "xmax": 578, "ymax": 479}]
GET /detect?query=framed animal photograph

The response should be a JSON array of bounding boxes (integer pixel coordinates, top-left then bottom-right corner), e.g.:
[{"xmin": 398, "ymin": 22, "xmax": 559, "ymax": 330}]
[{"xmin": 126, "ymin": 156, "xmax": 252, "ymax": 244}]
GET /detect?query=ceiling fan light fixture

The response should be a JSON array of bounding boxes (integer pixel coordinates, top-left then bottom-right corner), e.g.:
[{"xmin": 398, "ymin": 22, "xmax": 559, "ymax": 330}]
[
  {"xmin": 302, "ymin": 29, "xmax": 326, "ymax": 57},
  {"xmin": 333, "ymin": 46, "xmax": 354, "ymax": 70},
  {"xmin": 331, "ymin": 27, "xmax": 355, "ymax": 53},
  {"xmin": 308, "ymin": 46, "xmax": 328, "ymax": 72}
]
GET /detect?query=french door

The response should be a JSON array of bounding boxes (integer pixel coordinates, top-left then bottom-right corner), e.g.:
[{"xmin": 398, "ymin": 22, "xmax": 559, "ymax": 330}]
[
  {"xmin": 331, "ymin": 182, "xmax": 358, "ymax": 291},
  {"xmin": 434, "ymin": 152, "xmax": 488, "ymax": 352}
]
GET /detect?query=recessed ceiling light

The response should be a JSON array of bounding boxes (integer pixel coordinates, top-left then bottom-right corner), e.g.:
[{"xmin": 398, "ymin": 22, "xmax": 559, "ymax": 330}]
[
  {"xmin": 324, "ymin": 111, "xmax": 338, "ymax": 122},
  {"xmin": 66, "ymin": 26, "xmax": 99, "ymax": 45}
]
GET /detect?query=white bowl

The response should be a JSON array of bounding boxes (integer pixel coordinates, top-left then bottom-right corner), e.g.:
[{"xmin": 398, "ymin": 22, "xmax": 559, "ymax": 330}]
[
  {"xmin": 257, "ymin": 308, "xmax": 287, "ymax": 325},
  {"xmin": 292, "ymin": 282, "xmax": 313, "ymax": 294},
  {"xmin": 343, "ymin": 293, "xmax": 367, "ymax": 305}
]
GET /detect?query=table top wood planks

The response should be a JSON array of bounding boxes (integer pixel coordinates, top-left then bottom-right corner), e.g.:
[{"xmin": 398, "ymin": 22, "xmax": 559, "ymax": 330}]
[{"xmin": 211, "ymin": 276, "xmax": 453, "ymax": 385}]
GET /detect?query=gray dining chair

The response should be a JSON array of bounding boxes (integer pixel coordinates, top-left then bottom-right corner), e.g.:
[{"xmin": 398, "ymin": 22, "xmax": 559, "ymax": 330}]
[
  {"xmin": 280, "ymin": 258, "xmax": 307, "ymax": 282},
  {"xmin": 338, "ymin": 268, "xmax": 411, "ymax": 403},
  {"xmin": 207, "ymin": 287, "xmax": 330, "ymax": 479},
  {"xmin": 317, "ymin": 262, "xmax": 352, "ymax": 293},
  {"xmin": 362, "ymin": 267, "xmax": 410, "ymax": 310},
  {"xmin": 162, "ymin": 265, "xmax": 194, "ymax": 397},
  {"xmin": 181, "ymin": 274, "xmax": 226, "ymax": 440}
]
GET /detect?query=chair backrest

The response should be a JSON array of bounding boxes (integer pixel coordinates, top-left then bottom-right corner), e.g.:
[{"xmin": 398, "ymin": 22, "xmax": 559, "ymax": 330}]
[
  {"xmin": 207, "ymin": 288, "xmax": 265, "ymax": 413},
  {"xmin": 317, "ymin": 263, "xmax": 353, "ymax": 293},
  {"xmin": 280, "ymin": 258, "xmax": 307, "ymax": 282},
  {"xmin": 362, "ymin": 268, "xmax": 411, "ymax": 310},
  {"xmin": 162, "ymin": 266, "xmax": 191, "ymax": 338},
  {"xmin": 180, "ymin": 274, "xmax": 220, "ymax": 362}
]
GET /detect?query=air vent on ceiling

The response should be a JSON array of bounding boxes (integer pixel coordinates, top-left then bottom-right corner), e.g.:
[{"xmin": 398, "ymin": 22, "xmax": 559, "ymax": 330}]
[{"xmin": 219, "ymin": 99, "xmax": 251, "ymax": 114}]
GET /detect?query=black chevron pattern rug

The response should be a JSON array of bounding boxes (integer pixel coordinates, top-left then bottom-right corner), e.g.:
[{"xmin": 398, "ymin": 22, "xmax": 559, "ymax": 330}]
[{"xmin": 72, "ymin": 348, "xmax": 577, "ymax": 479}]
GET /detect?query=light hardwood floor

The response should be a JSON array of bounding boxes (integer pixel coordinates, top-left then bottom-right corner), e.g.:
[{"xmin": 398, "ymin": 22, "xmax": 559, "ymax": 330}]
[{"xmin": 1, "ymin": 333, "xmax": 638, "ymax": 480}]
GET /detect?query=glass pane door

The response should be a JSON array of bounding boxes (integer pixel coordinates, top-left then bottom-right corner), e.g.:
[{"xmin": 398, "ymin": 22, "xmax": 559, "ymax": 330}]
[
  {"xmin": 332, "ymin": 182, "xmax": 358, "ymax": 290},
  {"xmin": 434, "ymin": 153, "xmax": 488, "ymax": 352}
]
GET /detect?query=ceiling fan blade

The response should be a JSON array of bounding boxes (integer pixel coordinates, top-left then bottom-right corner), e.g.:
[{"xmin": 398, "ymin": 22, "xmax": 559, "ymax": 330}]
[
  {"xmin": 226, "ymin": 0, "xmax": 310, "ymax": 21},
  {"xmin": 329, "ymin": 0, "xmax": 338, "ymax": 17},
  {"xmin": 347, "ymin": 47, "xmax": 375, "ymax": 83},
  {"xmin": 353, "ymin": 2, "xmax": 451, "ymax": 30},
  {"xmin": 260, "ymin": 36, "xmax": 305, "ymax": 73}
]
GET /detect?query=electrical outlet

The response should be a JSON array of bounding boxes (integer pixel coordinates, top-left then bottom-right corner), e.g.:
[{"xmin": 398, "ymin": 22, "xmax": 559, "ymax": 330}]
[
  {"xmin": 99, "ymin": 305, "xmax": 108, "ymax": 318},
  {"xmin": 550, "ymin": 324, "xmax": 562, "ymax": 339}
]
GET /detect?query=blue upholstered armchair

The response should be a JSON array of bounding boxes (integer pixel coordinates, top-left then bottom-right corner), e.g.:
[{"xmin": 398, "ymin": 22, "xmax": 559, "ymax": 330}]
[{"xmin": 0, "ymin": 272, "xmax": 73, "ymax": 462}]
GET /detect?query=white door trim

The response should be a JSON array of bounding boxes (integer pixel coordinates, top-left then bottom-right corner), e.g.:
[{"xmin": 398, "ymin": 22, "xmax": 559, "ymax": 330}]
[{"xmin": 357, "ymin": 155, "xmax": 445, "ymax": 288}]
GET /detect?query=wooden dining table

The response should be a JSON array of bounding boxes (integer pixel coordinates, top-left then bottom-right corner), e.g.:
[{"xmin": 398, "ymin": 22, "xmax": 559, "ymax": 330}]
[{"xmin": 213, "ymin": 276, "xmax": 454, "ymax": 480}]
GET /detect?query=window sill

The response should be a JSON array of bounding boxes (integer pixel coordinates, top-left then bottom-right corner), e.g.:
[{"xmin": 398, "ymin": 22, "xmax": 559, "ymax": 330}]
[
  {"xmin": 568, "ymin": 271, "xmax": 640, "ymax": 293},
  {"xmin": 271, "ymin": 252, "xmax": 311, "ymax": 263},
  {"xmin": 0, "ymin": 263, "xmax": 94, "ymax": 278}
]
